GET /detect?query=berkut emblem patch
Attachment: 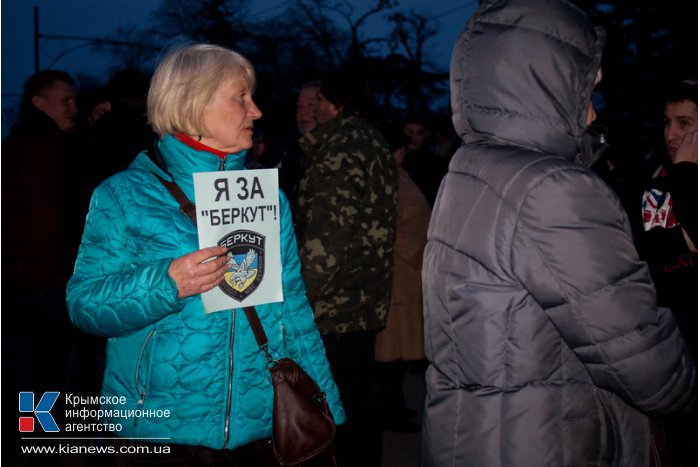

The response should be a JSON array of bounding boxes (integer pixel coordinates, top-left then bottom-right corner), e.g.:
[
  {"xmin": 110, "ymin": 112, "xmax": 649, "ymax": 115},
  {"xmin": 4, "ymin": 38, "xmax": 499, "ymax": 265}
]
[{"xmin": 218, "ymin": 230, "xmax": 265, "ymax": 301}]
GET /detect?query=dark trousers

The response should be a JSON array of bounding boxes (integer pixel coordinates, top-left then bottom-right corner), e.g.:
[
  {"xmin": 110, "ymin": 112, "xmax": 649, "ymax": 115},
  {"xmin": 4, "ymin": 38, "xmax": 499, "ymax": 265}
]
[
  {"xmin": 376, "ymin": 360, "xmax": 410, "ymax": 421},
  {"xmin": 322, "ymin": 331, "xmax": 382, "ymax": 467}
]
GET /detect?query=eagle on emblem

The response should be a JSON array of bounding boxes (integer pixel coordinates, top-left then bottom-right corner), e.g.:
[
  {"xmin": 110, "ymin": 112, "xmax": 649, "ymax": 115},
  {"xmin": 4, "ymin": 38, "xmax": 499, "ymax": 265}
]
[{"xmin": 227, "ymin": 248, "xmax": 257, "ymax": 287}]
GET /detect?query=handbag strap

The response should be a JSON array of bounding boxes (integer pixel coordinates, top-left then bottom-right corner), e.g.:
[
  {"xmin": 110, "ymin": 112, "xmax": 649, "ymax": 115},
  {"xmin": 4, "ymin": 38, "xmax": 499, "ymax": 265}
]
[
  {"xmin": 154, "ymin": 173, "xmax": 197, "ymax": 223},
  {"xmin": 147, "ymin": 144, "xmax": 197, "ymax": 224},
  {"xmin": 243, "ymin": 306, "xmax": 277, "ymax": 365},
  {"xmin": 152, "ymin": 170, "xmax": 275, "ymax": 364},
  {"xmin": 242, "ymin": 305, "xmax": 268, "ymax": 346}
]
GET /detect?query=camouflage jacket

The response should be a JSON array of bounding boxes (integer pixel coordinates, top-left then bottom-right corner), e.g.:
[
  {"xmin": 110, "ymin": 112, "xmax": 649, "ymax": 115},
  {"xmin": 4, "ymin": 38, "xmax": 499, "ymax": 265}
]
[{"xmin": 296, "ymin": 114, "xmax": 398, "ymax": 334}]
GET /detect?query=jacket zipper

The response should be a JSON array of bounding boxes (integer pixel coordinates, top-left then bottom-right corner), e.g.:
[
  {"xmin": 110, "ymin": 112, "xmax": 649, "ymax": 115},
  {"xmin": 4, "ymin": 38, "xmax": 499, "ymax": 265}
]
[
  {"xmin": 134, "ymin": 328, "xmax": 157, "ymax": 427},
  {"xmin": 223, "ymin": 310, "xmax": 235, "ymax": 447},
  {"xmin": 221, "ymin": 154, "xmax": 234, "ymax": 448}
]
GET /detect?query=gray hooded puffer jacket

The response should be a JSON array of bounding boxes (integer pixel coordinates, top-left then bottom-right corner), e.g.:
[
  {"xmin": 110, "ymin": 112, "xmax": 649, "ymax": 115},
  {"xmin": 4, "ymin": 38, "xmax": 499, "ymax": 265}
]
[{"xmin": 421, "ymin": 1, "xmax": 697, "ymax": 466}]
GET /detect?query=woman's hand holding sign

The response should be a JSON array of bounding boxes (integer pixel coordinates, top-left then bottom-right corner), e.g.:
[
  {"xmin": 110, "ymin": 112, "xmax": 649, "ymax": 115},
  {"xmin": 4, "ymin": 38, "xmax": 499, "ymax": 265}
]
[{"xmin": 168, "ymin": 246, "xmax": 229, "ymax": 299}]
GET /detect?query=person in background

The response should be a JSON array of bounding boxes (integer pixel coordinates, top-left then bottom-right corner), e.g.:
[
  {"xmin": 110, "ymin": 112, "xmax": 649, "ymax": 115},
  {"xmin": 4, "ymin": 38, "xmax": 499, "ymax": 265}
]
[
  {"xmin": 400, "ymin": 116, "xmax": 448, "ymax": 206},
  {"xmin": 432, "ymin": 113, "xmax": 460, "ymax": 161},
  {"xmin": 374, "ymin": 124, "xmax": 431, "ymax": 433},
  {"xmin": 639, "ymin": 80, "xmax": 697, "ymax": 347},
  {"xmin": 421, "ymin": 1, "xmax": 696, "ymax": 466},
  {"xmin": 1, "ymin": 69, "xmax": 79, "ymax": 465},
  {"xmin": 66, "ymin": 44, "xmax": 343, "ymax": 466},
  {"xmin": 71, "ymin": 68, "xmax": 156, "ymax": 204},
  {"xmin": 297, "ymin": 81, "xmax": 320, "ymax": 133},
  {"xmin": 79, "ymin": 86, "xmax": 112, "ymax": 127},
  {"xmin": 295, "ymin": 69, "xmax": 397, "ymax": 467},
  {"xmin": 403, "ymin": 117, "xmax": 428, "ymax": 154},
  {"xmin": 638, "ymin": 79, "xmax": 697, "ymax": 467}
]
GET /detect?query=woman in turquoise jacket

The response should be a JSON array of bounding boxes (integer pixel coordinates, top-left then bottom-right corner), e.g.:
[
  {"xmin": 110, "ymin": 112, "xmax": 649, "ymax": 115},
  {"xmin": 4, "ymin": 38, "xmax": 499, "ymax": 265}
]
[{"xmin": 67, "ymin": 44, "xmax": 344, "ymax": 464}]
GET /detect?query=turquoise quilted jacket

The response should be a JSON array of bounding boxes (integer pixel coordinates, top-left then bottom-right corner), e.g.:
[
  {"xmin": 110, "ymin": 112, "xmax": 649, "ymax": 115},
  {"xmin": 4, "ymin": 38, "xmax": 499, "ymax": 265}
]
[{"xmin": 67, "ymin": 134, "xmax": 345, "ymax": 449}]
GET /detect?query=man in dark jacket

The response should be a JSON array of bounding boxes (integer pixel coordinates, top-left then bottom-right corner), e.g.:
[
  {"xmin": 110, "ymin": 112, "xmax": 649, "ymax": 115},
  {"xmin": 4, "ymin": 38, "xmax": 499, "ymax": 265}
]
[
  {"xmin": 421, "ymin": 1, "xmax": 697, "ymax": 466},
  {"xmin": 295, "ymin": 69, "xmax": 397, "ymax": 467},
  {"xmin": 2, "ymin": 69, "xmax": 79, "ymax": 464},
  {"xmin": 639, "ymin": 80, "xmax": 697, "ymax": 354},
  {"xmin": 2, "ymin": 69, "xmax": 78, "ymax": 319},
  {"xmin": 638, "ymin": 80, "xmax": 697, "ymax": 467}
]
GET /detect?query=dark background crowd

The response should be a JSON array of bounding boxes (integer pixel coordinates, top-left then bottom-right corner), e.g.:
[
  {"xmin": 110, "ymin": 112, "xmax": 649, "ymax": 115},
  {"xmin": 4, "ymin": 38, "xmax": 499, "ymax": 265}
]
[{"xmin": 1, "ymin": 0, "xmax": 697, "ymax": 466}]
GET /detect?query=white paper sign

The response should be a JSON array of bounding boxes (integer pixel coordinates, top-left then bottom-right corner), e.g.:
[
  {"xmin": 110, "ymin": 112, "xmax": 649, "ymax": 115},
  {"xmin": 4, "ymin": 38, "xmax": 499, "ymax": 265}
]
[{"xmin": 193, "ymin": 169, "xmax": 283, "ymax": 313}]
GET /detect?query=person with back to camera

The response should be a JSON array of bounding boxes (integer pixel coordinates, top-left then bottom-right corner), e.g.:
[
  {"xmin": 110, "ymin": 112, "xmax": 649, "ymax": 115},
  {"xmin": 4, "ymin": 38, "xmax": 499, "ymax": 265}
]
[
  {"xmin": 66, "ymin": 43, "xmax": 344, "ymax": 466},
  {"xmin": 421, "ymin": 1, "xmax": 697, "ymax": 466}
]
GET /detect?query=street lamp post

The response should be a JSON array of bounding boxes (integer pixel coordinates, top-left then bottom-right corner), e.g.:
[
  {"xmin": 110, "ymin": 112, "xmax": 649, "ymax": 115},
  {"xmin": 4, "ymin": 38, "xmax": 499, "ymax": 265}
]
[
  {"xmin": 32, "ymin": 6, "xmax": 157, "ymax": 73},
  {"xmin": 34, "ymin": 6, "xmax": 39, "ymax": 72}
]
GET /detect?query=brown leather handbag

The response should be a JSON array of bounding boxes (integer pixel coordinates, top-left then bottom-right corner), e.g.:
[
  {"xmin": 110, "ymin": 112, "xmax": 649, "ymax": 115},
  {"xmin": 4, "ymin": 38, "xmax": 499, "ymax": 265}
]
[
  {"xmin": 242, "ymin": 306, "xmax": 336, "ymax": 466},
  {"xmin": 154, "ymin": 171, "xmax": 336, "ymax": 466}
]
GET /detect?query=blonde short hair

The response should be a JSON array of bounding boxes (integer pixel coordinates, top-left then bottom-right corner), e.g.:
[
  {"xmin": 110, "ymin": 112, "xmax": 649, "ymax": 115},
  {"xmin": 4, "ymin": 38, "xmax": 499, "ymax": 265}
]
[{"xmin": 147, "ymin": 44, "xmax": 256, "ymax": 137}]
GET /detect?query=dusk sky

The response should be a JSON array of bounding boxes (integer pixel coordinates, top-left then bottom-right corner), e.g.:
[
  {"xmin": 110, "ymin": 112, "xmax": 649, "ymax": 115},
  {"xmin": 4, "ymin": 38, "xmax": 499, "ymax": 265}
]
[{"xmin": 1, "ymin": 0, "xmax": 477, "ymax": 137}]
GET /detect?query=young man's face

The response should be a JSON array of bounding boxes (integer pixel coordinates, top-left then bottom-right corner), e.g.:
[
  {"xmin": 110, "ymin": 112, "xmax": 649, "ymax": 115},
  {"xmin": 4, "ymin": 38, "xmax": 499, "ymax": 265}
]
[
  {"xmin": 664, "ymin": 100, "xmax": 698, "ymax": 162},
  {"xmin": 403, "ymin": 123, "xmax": 426, "ymax": 152},
  {"xmin": 31, "ymin": 80, "xmax": 78, "ymax": 131}
]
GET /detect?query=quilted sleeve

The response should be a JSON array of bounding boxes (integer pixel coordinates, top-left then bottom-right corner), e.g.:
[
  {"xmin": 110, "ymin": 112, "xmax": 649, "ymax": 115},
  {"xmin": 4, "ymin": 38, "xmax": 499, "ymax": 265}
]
[
  {"xmin": 277, "ymin": 193, "xmax": 346, "ymax": 424},
  {"xmin": 512, "ymin": 167, "xmax": 696, "ymax": 416},
  {"xmin": 66, "ymin": 182, "xmax": 185, "ymax": 337}
]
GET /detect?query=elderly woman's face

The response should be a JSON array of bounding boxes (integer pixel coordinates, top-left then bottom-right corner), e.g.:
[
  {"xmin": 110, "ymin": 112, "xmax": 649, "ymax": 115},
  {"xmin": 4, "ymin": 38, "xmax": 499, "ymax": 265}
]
[{"xmin": 200, "ymin": 77, "xmax": 262, "ymax": 153}]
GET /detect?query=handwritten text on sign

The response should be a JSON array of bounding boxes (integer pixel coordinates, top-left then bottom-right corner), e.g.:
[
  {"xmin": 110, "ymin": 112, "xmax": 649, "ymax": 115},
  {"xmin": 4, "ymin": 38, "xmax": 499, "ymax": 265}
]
[{"xmin": 193, "ymin": 169, "xmax": 283, "ymax": 313}]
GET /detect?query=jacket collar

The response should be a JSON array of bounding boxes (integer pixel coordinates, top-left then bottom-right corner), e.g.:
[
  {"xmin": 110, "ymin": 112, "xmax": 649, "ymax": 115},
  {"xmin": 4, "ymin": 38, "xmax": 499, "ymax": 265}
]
[
  {"xmin": 15, "ymin": 106, "xmax": 65, "ymax": 135},
  {"xmin": 155, "ymin": 134, "xmax": 248, "ymax": 199},
  {"xmin": 298, "ymin": 114, "xmax": 361, "ymax": 157}
]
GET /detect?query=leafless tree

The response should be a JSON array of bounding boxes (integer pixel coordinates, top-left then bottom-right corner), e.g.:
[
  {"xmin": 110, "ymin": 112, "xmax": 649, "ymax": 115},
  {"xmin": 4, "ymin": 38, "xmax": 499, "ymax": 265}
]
[
  {"xmin": 98, "ymin": 0, "xmax": 450, "ymax": 128},
  {"xmin": 292, "ymin": 0, "xmax": 397, "ymax": 63}
]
